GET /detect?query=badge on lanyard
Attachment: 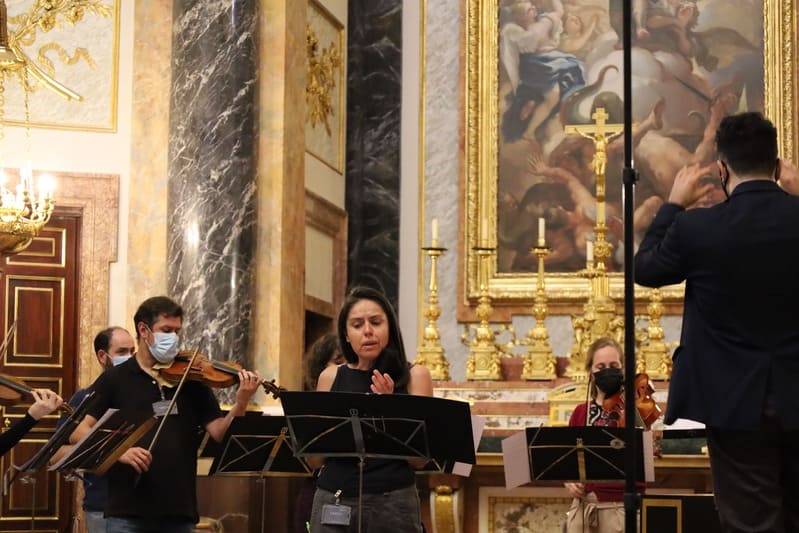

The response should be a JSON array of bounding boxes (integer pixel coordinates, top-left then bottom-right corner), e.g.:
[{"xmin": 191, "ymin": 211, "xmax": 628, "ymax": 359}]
[{"xmin": 152, "ymin": 399, "xmax": 178, "ymax": 417}]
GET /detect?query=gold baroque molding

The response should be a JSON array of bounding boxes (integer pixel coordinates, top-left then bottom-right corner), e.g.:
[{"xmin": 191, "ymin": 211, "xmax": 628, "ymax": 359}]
[
  {"xmin": 305, "ymin": 25, "xmax": 341, "ymax": 135},
  {"xmin": 432, "ymin": 485, "xmax": 457, "ymax": 533},
  {"xmin": 461, "ymin": 0, "xmax": 797, "ymax": 313}
]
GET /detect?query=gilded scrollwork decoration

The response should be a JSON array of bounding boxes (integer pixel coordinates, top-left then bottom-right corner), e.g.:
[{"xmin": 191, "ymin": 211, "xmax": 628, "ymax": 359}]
[
  {"xmin": 305, "ymin": 0, "xmax": 344, "ymax": 173},
  {"xmin": 2, "ymin": 0, "xmax": 118, "ymax": 130},
  {"xmin": 306, "ymin": 24, "xmax": 341, "ymax": 136}
]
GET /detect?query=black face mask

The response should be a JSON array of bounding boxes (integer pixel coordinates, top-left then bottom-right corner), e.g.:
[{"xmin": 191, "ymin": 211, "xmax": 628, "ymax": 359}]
[{"xmin": 593, "ymin": 367, "xmax": 623, "ymax": 396}]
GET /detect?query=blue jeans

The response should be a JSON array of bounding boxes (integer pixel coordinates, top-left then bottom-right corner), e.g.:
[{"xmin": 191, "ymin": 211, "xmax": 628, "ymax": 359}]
[
  {"xmin": 105, "ymin": 517, "xmax": 194, "ymax": 533},
  {"xmin": 85, "ymin": 511, "xmax": 107, "ymax": 533}
]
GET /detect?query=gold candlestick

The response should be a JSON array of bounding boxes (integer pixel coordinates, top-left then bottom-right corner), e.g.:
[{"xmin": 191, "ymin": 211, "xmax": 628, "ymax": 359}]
[
  {"xmin": 414, "ymin": 243, "xmax": 451, "ymax": 380},
  {"xmin": 639, "ymin": 288, "xmax": 673, "ymax": 380},
  {"xmin": 465, "ymin": 247, "xmax": 502, "ymax": 380},
  {"xmin": 521, "ymin": 245, "xmax": 556, "ymax": 380}
]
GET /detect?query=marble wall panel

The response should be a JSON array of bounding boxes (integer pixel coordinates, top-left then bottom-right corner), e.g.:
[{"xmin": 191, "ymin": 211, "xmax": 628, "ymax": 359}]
[
  {"xmin": 345, "ymin": 0, "xmax": 402, "ymax": 308},
  {"xmin": 167, "ymin": 1, "xmax": 258, "ymax": 389},
  {"xmin": 128, "ymin": 0, "xmax": 172, "ymax": 321},
  {"xmin": 423, "ymin": 0, "xmax": 466, "ymax": 378}
]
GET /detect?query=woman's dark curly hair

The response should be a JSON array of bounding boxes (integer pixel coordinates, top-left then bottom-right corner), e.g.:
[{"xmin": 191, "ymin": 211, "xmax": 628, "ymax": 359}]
[
  {"xmin": 304, "ymin": 332, "xmax": 342, "ymax": 390},
  {"xmin": 337, "ymin": 286, "xmax": 411, "ymax": 391}
]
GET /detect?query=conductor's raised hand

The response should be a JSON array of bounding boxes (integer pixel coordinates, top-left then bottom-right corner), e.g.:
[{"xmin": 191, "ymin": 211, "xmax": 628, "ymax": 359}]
[
  {"xmin": 668, "ymin": 163, "xmax": 715, "ymax": 208},
  {"xmin": 27, "ymin": 389, "xmax": 63, "ymax": 420},
  {"xmin": 119, "ymin": 446, "xmax": 152, "ymax": 474},
  {"xmin": 370, "ymin": 370, "xmax": 394, "ymax": 395},
  {"xmin": 777, "ymin": 159, "xmax": 799, "ymax": 195}
]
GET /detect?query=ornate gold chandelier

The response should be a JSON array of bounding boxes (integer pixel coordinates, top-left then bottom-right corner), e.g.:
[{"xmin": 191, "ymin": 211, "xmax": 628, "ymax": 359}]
[{"xmin": 0, "ymin": 0, "xmax": 63, "ymax": 255}]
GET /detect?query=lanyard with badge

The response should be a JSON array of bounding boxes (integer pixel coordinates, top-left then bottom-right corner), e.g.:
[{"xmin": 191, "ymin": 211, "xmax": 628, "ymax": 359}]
[{"xmin": 144, "ymin": 346, "xmax": 203, "ymax": 455}]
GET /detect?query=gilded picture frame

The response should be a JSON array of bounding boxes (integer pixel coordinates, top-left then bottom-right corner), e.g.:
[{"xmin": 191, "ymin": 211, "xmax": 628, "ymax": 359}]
[{"xmin": 462, "ymin": 0, "xmax": 797, "ymax": 313}]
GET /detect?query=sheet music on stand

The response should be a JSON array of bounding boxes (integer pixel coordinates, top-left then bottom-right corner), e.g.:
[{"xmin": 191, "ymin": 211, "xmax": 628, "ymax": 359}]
[
  {"xmin": 208, "ymin": 414, "xmax": 312, "ymax": 477},
  {"xmin": 502, "ymin": 426, "xmax": 655, "ymax": 490},
  {"xmin": 49, "ymin": 408, "xmax": 156, "ymax": 476}
]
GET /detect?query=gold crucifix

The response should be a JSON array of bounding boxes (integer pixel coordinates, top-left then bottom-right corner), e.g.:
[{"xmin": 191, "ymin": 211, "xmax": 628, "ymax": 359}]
[{"xmin": 564, "ymin": 108, "xmax": 624, "ymax": 245}]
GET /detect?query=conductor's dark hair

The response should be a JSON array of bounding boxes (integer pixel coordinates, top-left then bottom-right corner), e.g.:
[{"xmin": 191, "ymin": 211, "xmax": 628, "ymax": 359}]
[
  {"xmin": 337, "ymin": 286, "xmax": 410, "ymax": 391},
  {"xmin": 715, "ymin": 112, "xmax": 778, "ymax": 178}
]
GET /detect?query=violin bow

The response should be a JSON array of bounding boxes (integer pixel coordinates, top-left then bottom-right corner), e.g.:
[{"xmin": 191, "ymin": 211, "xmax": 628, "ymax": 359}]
[
  {"xmin": 145, "ymin": 344, "xmax": 203, "ymax": 454},
  {"xmin": 0, "ymin": 321, "xmax": 17, "ymax": 363}
]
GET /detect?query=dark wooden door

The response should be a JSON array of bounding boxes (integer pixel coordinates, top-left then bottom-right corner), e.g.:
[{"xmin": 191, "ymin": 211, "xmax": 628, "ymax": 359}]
[{"xmin": 0, "ymin": 208, "xmax": 81, "ymax": 532}]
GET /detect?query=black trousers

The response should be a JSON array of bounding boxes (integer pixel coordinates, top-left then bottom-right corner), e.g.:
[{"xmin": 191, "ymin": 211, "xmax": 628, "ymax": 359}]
[{"xmin": 707, "ymin": 414, "xmax": 799, "ymax": 533}]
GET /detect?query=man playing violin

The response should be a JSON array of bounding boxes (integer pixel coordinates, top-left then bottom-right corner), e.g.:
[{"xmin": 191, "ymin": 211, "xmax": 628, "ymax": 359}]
[{"xmin": 69, "ymin": 296, "xmax": 261, "ymax": 533}]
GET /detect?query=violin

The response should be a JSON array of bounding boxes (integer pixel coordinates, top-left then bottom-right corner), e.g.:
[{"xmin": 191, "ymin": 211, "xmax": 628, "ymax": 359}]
[
  {"xmin": 0, "ymin": 372, "xmax": 74, "ymax": 414},
  {"xmin": 157, "ymin": 350, "xmax": 283, "ymax": 399},
  {"xmin": 600, "ymin": 373, "xmax": 662, "ymax": 430}
]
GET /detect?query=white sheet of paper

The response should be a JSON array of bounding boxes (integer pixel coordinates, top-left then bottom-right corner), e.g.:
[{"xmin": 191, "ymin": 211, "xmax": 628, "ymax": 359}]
[
  {"xmin": 501, "ymin": 430, "xmax": 532, "ymax": 489},
  {"xmin": 642, "ymin": 430, "xmax": 655, "ymax": 482},
  {"xmin": 450, "ymin": 414, "xmax": 486, "ymax": 477}
]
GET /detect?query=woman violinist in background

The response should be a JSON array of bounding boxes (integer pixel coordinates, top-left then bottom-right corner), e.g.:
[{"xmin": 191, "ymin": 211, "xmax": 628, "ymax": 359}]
[
  {"xmin": 0, "ymin": 388, "xmax": 64, "ymax": 456},
  {"xmin": 564, "ymin": 337, "xmax": 659, "ymax": 533},
  {"xmin": 311, "ymin": 286, "xmax": 433, "ymax": 533}
]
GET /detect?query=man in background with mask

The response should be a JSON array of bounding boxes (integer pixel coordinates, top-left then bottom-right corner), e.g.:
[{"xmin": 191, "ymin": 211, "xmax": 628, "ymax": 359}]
[
  {"xmin": 69, "ymin": 296, "xmax": 261, "ymax": 533},
  {"xmin": 59, "ymin": 326, "xmax": 135, "ymax": 532},
  {"xmin": 635, "ymin": 112, "xmax": 799, "ymax": 532}
]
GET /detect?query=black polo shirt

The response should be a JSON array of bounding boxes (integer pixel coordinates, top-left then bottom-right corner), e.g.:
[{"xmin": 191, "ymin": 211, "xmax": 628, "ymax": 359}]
[{"xmin": 86, "ymin": 356, "xmax": 222, "ymax": 522}]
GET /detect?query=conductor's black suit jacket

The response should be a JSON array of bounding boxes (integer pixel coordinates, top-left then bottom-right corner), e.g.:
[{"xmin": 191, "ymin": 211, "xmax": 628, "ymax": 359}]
[{"xmin": 635, "ymin": 180, "xmax": 799, "ymax": 430}]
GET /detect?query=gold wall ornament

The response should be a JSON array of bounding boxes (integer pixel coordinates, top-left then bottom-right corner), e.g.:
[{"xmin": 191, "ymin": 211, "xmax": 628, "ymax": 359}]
[
  {"xmin": 2, "ymin": 0, "xmax": 113, "ymax": 102},
  {"xmin": 431, "ymin": 485, "xmax": 458, "ymax": 533},
  {"xmin": 414, "ymin": 240, "xmax": 451, "ymax": 380},
  {"xmin": 520, "ymin": 244, "xmax": 556, "ymax": 380},
  {"xmin": 306, "ymin": 24, "xmax": 341, "ymax": 136},
  {"xmin": 463, "ymin": 247, "xmax": 502, "ymax": 380}
]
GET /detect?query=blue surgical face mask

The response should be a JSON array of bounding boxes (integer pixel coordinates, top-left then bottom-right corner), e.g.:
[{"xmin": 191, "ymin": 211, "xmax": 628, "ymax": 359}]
[
  {"xmin": 112, "ymin": 354, "xmax": 133, "ymax": 367},
  {"xmin": 147, "ymin": 329, "xmax": 180, "ymax": 364}
]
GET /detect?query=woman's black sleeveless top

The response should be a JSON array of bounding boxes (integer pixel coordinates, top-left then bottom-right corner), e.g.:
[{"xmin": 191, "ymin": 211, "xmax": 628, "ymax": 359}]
[{"xmin": 315, "ymin": 365, "xmax": 416, "ymax": 496}]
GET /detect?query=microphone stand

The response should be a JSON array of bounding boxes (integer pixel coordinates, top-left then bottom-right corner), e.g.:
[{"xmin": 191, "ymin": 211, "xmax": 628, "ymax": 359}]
[{"xmin": 621, "ymin": 2, "xmax": 639, "ymax": 532}]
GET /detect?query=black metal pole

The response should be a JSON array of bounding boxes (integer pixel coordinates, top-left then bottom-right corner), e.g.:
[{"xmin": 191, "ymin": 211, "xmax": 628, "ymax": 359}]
[{"xmin": 622, "ymin": 1, "xmax": 639, "ymax": 532}]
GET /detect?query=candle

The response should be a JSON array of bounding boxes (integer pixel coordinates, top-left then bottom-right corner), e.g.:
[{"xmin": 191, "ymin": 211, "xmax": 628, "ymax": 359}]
[
  {"xmin": 431, "ymin": 218, "xmax": 439, "ymax": 247},
  {"xmin": 538, "ymin": 217, "xmax": 546, "ymax": 246},
  {"xmin": 586, "ymin": 241, "xmax": 594, "ymax": 264}
]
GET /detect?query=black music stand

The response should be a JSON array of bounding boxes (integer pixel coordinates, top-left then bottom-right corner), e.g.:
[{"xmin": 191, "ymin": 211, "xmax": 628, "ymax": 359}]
[
  {"xmin": 9, "ymin": 390, "xmax": 98, "ymax": 481},
  {"xmin": 48, "ymin": 408, "xmax": 156, "ymax": 475},
  {"xmin": 208, "ymin": 414, "xmax": 313, "ymax": 533},
  {"xmin": 502, "ymin": 426, "xmax": 654, "ymax": 490},
  {"xmin": 3, "ymin": 391, "xmax": 98, "ymax": 530},
  {"xmin": 209, "ymin": 414, "xmax": 312, "ymax": 476},
  {"xmin": 281, "ymin": 391, "xmax": 476, "ymax": 533}
]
